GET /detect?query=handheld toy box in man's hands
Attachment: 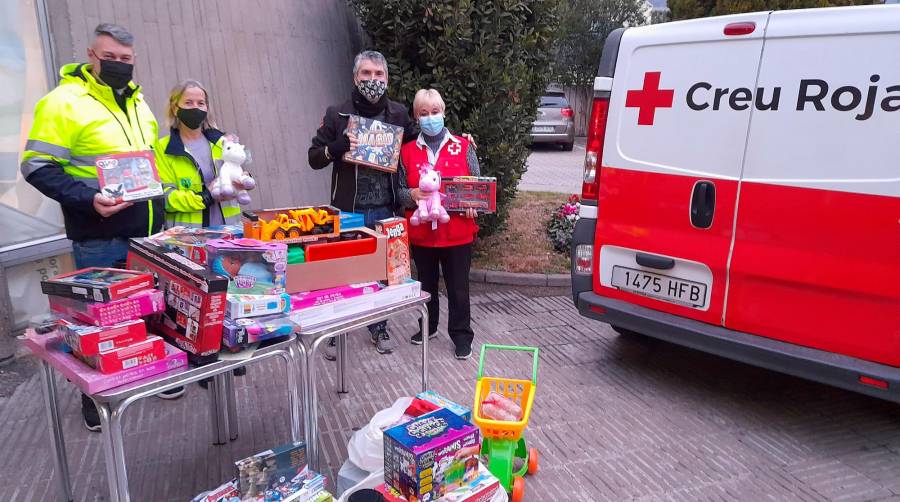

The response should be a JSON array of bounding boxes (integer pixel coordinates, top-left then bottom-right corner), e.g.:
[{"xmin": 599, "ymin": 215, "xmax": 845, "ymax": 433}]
[
  {"xmin": 343, "ymin": 114, "xmax": 404, "ymax": 173},
  {"xmin": 207, "ymin": 239, "xmax": 287, "ymax": 295},
  {"xmin": 383, "ymin": 408, "xmax": 481, "ymax": 502},
  {"xmin": 48, "ymin": 288, "xmax": 165, "ymax": 326},
  {"xmin": 375, "ymin": 217, "xmax": 412, "ymax": 286},
  {"xmin": 443, "ymin": 177, "xmax": 497, "ymax": 214},
  {"xmin": 95, "ymin": 151, "xmax": 164, "ymax": 203},
  {"xmin": 41, "ymin": 267, "xmax": 155, "ymax": 303}
]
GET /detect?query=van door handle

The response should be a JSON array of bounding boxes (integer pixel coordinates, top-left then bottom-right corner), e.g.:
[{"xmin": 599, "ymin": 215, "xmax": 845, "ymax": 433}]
[
  {"xmin": 635, "ymin": 252, "xmax": 675, "ymax": 270},
  {"xmin": 690, "ymin": 181, "xmax": 716, "ymax": 229}
]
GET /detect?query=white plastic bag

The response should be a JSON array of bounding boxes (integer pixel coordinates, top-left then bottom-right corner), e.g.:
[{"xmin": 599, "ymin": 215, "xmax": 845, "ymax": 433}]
[
  {"xmin": 347, "ymin": 396, "xmax": 413, "ymax": 472},
  {"xmin": 337, "ymin": 468, "xmax": 383, "ymax": 502}
]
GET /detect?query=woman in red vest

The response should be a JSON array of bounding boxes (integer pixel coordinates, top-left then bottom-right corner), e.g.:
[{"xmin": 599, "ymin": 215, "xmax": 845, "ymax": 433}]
[{"xmin": 398, "ymin": 89, "xmax": 480, "ymax": 360}]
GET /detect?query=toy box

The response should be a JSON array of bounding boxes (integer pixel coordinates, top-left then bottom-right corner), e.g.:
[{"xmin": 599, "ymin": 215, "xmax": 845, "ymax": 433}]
[
  {"xmin": 48, "ymin": 288, "xmax": 165, "ymax": 326},
  {"xmin": 290, "ymin": 280, "xmax": 419, "ymax": 330},
  {"xmin": 443, "ymin": 177, "xmax": 497, "ymax": 214},
  {"xmin": 383, "ymin": 408, "xmax": 481, "ymax": 502},
  {"xmin": 285, "ymin": 226, "xmax": 386, "ymax": 293},
  {"xmin": 375, "ymin": 217, "xmax": 412, "ymax": 286},
  {"xmin": 222, "ymin": 314, "xmax": 296, "ymax": 351},
  {"xmin": 41, "ymin": 267, "xmax": 155, "ymax": 303},
  {"xmin": 416, "ymin": 390, "xmax": 472, "ymax": 421},
  {"xmin": 226, "ymin": 293, "xmax": 291, "ymax": 319},
  {"xmin": 207, "ymin": 238, "xmax": 287, "ymax": 295},
  {"xmin": 191, "ymin": 479, "xmax": 240, "ymax": 502},
  {"xmin": 75, "ymin": 335, "xmax": 166, "ymax": 374},
  {"xmin": 59, "ymin": 318, "xmax": 147, "ymax": 356},
  {"xmin": 147, "ymin": 226, "xmax": 238, "ymax": 265},
  {"xmin": 289, "ymin": 282, "xmax": 381, "ymax": 311},
  {"xmin": 343, "ymin": 114, "xmax": 404, "ymax": 173},
  {"xmin": 375, "ymin": 462, "xmax": 499, "ymax": 502},
  {"xmin": 95, "ymin": 151, "xmax": 164, "ymax": 203},
  {"xmin": 340, "ymin": 211, "xmax": 365, "ymax": 230},
  {"xmin": 127, "ymin": 238, "xmax": 229, "ymax": 364},
  {"xmin": 24, "ymin": 331, "xmax": 187, "ymax": 394},
  {"xmin": 235, "ymin": 441, "xmax": 307, "ymax": 500},
  {"xmin": 304, "ymin": 231, "xmax": 377, "ymax": 262},
  {"xmin": 243, "ymin": 206, "xmax": 340, "ymax": 244}
]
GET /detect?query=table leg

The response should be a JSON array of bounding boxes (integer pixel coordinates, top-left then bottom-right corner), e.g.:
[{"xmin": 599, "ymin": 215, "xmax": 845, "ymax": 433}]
[
  {"xmin": 224, "ymin": 371, "xmax": 239, "ymax": 441},
  {"xmin": 208, "ymin": 376, "xmax": 227, "ymax": 445},
  {"xmin": 306, "ymin": 336, "xmax": 330, "ymax": 471},
  {"xmin": 336, "ymin": 333, "xmax": 348, "ymax": 394},
  {"xmin": 39, "ymin": 361, "xmax": 74, "ymax": 502},
  {"xmin": 420, "ymin": 304, "xmax": 429, "ymax": 392},
  {"xmin": 94, "ymin": 402, "xmax": 122, "ymax": 502},
  {"xmin": 286, "ymin": 344, "xmax": 304, "ymax": 443}
]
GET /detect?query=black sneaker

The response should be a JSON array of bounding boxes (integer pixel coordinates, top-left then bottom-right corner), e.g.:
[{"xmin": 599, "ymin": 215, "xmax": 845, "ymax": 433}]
[
  {"xmin": 372, "ymin": 327, "xmax": 397, "ymax": 355},
  {"xmin": 157, "ymin": 386, "xmax": 185, "ymax": 400},
  {"xmin": 324, "ymin": 337, "xmax": 337, "ymax": 361},
  {"xmin": 81, "ymin": 394, "xmax": 101, "ymax": 433},
  {"xmin": 454, "ymin": 344, "xmax": 472, "ymax": 360},
  {"xmin": 410, "ymin": 331, "xmax": 438, "ymax": 345}
]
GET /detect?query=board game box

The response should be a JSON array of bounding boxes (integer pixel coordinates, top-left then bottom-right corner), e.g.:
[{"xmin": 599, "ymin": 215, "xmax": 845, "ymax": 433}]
[
  {"xmin": 41, "ymin": 267, "xmax": 155, "ymax": 303},
  {"xmin": 48, "ymin": 288, "xmax": 165, "ymax": 326},
  {"xmin": 74, "ymin": 335, "xmax": 166, "ymax": 374},
  {"xmin": 375, "ymin": 217, "xmax": 412, "ymax": 286},
  {"xmin": 343, "ymin": 114, "xmax": 403, "ymax": 173},
  {"xmin": 443, "ymin": 177, "xmax": 497, "ymax": 214},
  {"xmin": 235, "ymin": 441, "xmax": 307, "ymax": 499},
  {"xmin": 59, "ymin": 318, "xmax": 147, "ymax": 356},
  {"xmin": 95, "ymin": 151, "xmax": 164, "ymax": 203}
]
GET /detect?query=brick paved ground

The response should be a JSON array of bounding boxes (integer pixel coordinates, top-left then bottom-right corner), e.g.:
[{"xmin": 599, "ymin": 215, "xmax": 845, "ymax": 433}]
[
  {"xmin": 1, "ymin": 283, "xmax": 898, "ymax": 501},
  {"xmin": 519, "ymin": 139, "xmax": 586, "ymax": 194}
]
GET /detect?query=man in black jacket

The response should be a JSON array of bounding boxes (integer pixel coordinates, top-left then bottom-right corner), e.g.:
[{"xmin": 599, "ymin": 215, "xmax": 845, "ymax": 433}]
[{"xmin": 309, "ymin": 50, "xmax": 416, "ymax": 356}]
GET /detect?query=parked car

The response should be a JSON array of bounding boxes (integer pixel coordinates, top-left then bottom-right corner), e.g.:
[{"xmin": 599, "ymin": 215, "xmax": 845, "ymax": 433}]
[
  {"xmin": 571, "ymin": 7, "xmax": 900, "ymax": 402},
  {"xmin": 530, "ymin": 92, "xmax": 575, "ymax": 151}
]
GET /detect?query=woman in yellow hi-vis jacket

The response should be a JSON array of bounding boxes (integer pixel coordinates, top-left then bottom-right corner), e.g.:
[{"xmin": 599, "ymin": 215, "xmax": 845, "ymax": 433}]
[{"xmin": 155, "ymin": 80, "xmax": 246, "ymax": 229}]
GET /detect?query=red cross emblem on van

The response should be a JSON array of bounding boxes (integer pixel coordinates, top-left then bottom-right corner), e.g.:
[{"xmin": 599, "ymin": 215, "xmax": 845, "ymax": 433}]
[{"xmin": 626, "ymin": 71, "xmax": 675, "ymax": 126}]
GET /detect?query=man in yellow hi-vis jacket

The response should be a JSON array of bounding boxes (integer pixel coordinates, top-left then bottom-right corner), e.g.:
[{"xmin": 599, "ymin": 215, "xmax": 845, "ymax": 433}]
[{"xmin": 20, "ymin": 23, "xmax": 182, "ymax": 432}]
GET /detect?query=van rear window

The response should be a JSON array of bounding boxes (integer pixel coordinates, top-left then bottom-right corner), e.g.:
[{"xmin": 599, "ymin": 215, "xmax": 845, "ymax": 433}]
[{"xmin": 539, "ymin": 96, "xmax": 569, "ymax": 108}]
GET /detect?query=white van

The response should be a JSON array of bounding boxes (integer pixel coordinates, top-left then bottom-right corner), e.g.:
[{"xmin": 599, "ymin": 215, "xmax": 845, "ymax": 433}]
[{"xmin": 571, "ymin": 6, "xmax": 900, "ymax": 401}]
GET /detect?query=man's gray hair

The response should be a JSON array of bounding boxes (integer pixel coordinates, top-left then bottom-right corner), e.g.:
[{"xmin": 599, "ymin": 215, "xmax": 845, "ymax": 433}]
[
  {"xmin": 94, "ymin": 23, "xmax": 135, "ymax": 47},
  {"xmin": 353, "ymin": 50, "xmax": 388, "ymax": 78}
]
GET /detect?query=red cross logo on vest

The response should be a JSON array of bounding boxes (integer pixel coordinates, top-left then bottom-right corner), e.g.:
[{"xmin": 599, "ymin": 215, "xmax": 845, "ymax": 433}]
[
  {"xmin": 447, "ymin": 142, "xmax": 462, "ymax": 156},
  {"xmin": 625, "ymin": 71, "xmax": 675, "ymax": 126}
]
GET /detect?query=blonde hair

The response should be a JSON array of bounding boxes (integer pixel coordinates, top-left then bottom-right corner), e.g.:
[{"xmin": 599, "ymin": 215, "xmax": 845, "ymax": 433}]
[
  {"xmin": 167, "ymin": 79, "xmax": 216, "ymax": 129},
  {"xmin": 413, "ymin": 89, "xmax": 446, "ymax": 115}
]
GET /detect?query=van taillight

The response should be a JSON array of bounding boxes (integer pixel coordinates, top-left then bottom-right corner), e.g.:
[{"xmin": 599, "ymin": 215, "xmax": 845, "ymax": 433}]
[
  {"xmin": 561, "ymin": 107, "xmax": 574, "ymax": 118},
  {"xmin": 581, "ymin": 97, "xmax": 610, "ymax": 201}
]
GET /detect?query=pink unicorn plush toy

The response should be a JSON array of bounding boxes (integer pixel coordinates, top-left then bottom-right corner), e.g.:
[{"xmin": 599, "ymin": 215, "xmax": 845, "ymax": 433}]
[{"xmin": 410, "ymin": 163, "xmax": 449, "ymax": 229}]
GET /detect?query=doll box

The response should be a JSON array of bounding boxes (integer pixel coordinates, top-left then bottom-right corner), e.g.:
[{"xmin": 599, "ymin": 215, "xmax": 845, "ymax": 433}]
[
  {"xmin": 442, "ymin": 177, "xmax": 497, "ymax": 214},
  {"xmin": 41, "ymin": 267, "xmax": 155, "ymax": 303},
  {"xmin": 225, "ymin": 293, "xmax": 291, "ymax": 319},
  {"xmin": 207, "ymin": 238, "xmax": 287, "ymax": 295},
  {"xmin": 242, "ymin": 205, "xmax": 341, "ymax": 244},
  {"xmin": 222, "ymin": 314, "xmax": 296, "ymax": 351},
  {"xmin": 375, "ymin": 217, "xmax": 412, "ymax": 286},
  {"xmin": 75, "ymin": 335, "xmax": 166, "ymax": 374},
  {"xmin": 59, "ymin": 318, "xmax": 147, "ymax": 356},
  {"xmin": 285, "ymin": 226, "xmax": 387, "ymax": 293},
  {"xmin": 127, "ymin": 238, "xmax": 229, "ymax": 364},
  {"xmin": 48, "ymin": 288, "xmax": 165, "ymax": 327},
  {"xmin": 95, "ymin": 151, "xmax": 164, "ymax": 203},
  {"xmin": 383, "ymin": 408, "xmax": 481, "ymax": 502}
]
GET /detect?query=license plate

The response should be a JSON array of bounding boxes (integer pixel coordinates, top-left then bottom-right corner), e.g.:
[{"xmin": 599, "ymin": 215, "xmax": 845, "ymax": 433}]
[
  {"xmin": 532, "ymin": 126, "xmax": 554, "ymax": 133},
  {"xmin": 611, "ymin": 266, "xmax": 707, "ymax": 309}
]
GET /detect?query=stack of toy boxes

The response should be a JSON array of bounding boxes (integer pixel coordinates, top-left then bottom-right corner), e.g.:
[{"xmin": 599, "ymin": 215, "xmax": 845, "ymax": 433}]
[
  {"xmin": 232, "ymin": 441, "xmax": 333, "ymax": 502},
  {"xmin": 42, "ymin": 268, "xmax": 169, "ymax": 374}
]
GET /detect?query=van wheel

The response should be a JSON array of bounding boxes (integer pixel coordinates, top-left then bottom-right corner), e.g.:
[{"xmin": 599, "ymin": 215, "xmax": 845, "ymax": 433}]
[
  {"xmin": 562, "ymin": 142, "xmax": 574, "ymax": 151},
  {"xmin": 612, "ymin": 325, "xmax": 642, "ymax": 337}
]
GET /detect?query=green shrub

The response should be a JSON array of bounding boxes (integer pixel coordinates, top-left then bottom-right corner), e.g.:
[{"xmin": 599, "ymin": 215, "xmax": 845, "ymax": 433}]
[{"xmin": 348, "ymin": 0, "xmax": 561, "ymax": 235}]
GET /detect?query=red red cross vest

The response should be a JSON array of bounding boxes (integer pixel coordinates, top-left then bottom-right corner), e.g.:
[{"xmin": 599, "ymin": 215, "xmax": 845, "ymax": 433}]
[{"xmin": 401, "ymin": 135, "xmax": 478, "ymax": 247}]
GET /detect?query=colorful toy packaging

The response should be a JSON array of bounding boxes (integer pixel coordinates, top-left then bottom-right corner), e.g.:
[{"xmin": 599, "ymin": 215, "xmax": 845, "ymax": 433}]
[
  {"xmin": 226, "ymin": 293, "xmax": 291, "ymax": 319},
  {"xmin": 415, "ymin": 390, "xmax": 472, "ymax": 421},
  {"xmin": 190, "ymin": 479, "xmax": 240, "ymax": 502},
  {"xmin": 74, "ymin": 335, "xmax": 166, "ymax": 374},
  {"xmin": 95, "ymin": 151, "xmax": 164, "ymax": 203},
  {"xmin": 127, "ymin": 238, "xmax": 229, "ymax": 364},
  {"xmin": 343, "ymin": 114, "xmax": 404, "ymax": 173},
  {"xmin": 222, "ymin": 314, "xmax": 296, "ymax": 351},
  {"xmin": 41, "ymin": 267, "xmax": 155, "ymax": 303},
  {"xmin": 383, "ymin": 408, "xmax": 481, "ymax": 502},
  {"xmin": 235, "ymin": 441, "xmax": 308, "ymax": 499},
  {"xmin": 147, "ymin": 226, "xmax": 238, "ymax": 265},
  {"xmin": 443, "ymin": 177, "xmax": 497, "ymax": 214},
  {"xmin": 243, "ymin": 206, "xmax": 340, "ymax": 244},
  {"xmin": 207, "ymin": 238, "xmax": 287, "ymax": 295},
  {"xmin": 48, "ymin": 289, "xmax": 164, "ymax": 327},
  {"xmin": 59, "ymin": 318, "xmax": 147, "ymax": 356},
  {"xmin": 289, "ymin": 282, "xmax": 381, "ymax": 311},
  {"xmin": 376, "ymin": 462, "xmax": 500, "ymax": 502},
  {"xmin": 375, "ymin": 217, "xmax": 412, "ymax": 286}
]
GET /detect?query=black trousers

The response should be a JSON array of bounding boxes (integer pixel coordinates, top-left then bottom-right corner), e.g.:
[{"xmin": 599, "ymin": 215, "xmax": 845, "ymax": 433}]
[{"xmin": 411, "ymin": 243, "xmax": 474, "ymax": 349}]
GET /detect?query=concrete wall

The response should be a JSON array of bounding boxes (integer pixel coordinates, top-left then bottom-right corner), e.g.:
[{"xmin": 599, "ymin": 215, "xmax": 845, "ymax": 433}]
[{"xmin": 44, "ymin": 0, "xmax": 364, "ymax": 208}]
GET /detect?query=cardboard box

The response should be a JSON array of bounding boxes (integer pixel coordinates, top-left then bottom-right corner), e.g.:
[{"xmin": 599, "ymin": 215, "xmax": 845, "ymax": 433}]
[
  {"xmin": 243, "ymin": 205, "xmax": 340, "ymax": 244},
  {"xmin": 147, "ymin": 226, "xmax": 238, "ymax": 265},
  {"xmin": 375, "ymin": 462, "xmax": 499, "ymax": 502},
  {"xmin": 235, "ymin": 441, "xmax": 308, "ymax": 500},
  {"xmin": 127, "ymin": 238, "xmax": 229, "ymax": 364},
  {"xmin": 222, "ymin": 314, "xmax": 296, "ymax": 351},
  {"xmin": 207, "ymin": 239, "xmax": 287, "ymax": 295},
  {"xmin": 59, "ymin": 318, "xmax": 148, "ymax": 356},
  {"xmin": 48, "ymin": 289, "xmax": 165, "ymax": 326},
  {"xmin": 289, "ymin": 282, "xmax": 381, "ymax": 311},
  {"xmin": 383, "ymin": 408, "xmax": 481, "ymax": 502},
  {"xmin": 285, "ymin": 226, "xmax": 387, "ymax": 293},
  {"xmin": 226, "ymin": 293, "xmax": 291, "ymax": 319},
  {"xmin": 375, "ymin": 217, "xmax": 412, "ymax": 286},
  {"xmin": 95, "ymin": 151, "xmax": 164, "ymax": 203},
  {"xmin": 76, "ymin": 335, "xmax": 166, "ymax": 374},
  {"xmin": 41, "ymin": 267, "xmax": 155, "ymax": 303},
  {"xmin": 416, "ymin": 390, "xmax": 472, "ymax": 421}
]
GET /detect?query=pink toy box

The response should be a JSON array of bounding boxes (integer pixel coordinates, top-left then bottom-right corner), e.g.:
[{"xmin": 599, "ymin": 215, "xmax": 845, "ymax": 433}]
[
  {"xmin": 207, "ymin": 238, "xmax": 287, "ymax": 295},
  {"xmin": 383, "ymin": 408, "xmax": 481, "ymax": 502},
  {"xmin": 289, "ymin": 282, "xmax": 381, "ymax": 311},
  {"xmin": 48, "ymin": 289, "xmax": 164, "ymax": 326},
  {"xmin": 59, "ymin": 318, "xmax": 147, "ymax": 356}
]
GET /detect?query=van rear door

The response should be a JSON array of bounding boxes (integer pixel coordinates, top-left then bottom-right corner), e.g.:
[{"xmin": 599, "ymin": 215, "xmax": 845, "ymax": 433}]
[
  {"xmin": 725, "ymin": 7, "xmax": 900, "ymax": 366},
  {"xmin": 594, "ymin": 14, "xmax": 769, "ymax": 326}
]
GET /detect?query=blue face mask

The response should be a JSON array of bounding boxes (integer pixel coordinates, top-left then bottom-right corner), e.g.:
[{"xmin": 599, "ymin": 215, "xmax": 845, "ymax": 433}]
[{"xmin": 419, "ymin": 114, "xmax": 445, "ymax": 136}]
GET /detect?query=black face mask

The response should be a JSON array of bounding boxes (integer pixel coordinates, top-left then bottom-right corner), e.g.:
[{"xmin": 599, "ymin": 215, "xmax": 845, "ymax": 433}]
[
  {"xmin": 97, "ymin": 59, "xmax": 134, "ymax": 89},
  {"xmin": 177, "ymin": 107, "xmax": 208, "ymax": 130}
]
